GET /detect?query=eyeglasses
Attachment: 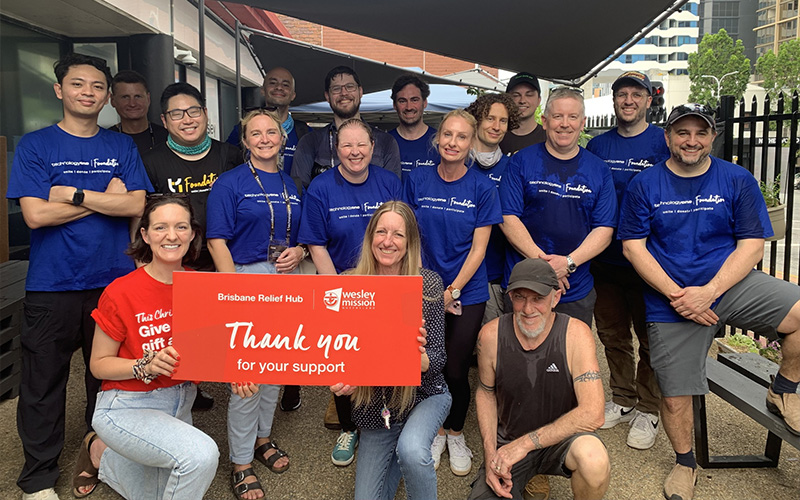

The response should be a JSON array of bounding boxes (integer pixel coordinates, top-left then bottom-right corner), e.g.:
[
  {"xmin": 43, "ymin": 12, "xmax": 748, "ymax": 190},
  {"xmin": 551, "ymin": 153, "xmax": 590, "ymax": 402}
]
[
  {"xmin": 329, "ymin": 83, "xmax": 358, "ymax": 95},
  {"xmin": 673, "ymin": 103, "xmax": 714, "ymax": 116},
  {"xmin": 164, "ymin": 106, "xmax": 204, "ymax": 121},
  {"xmin": 550, "ymin": 86, "xmax": 584, "ymax": 95},
  {"xmin": 614, "ymin": 91, "xmax": 648, "ymax": 101}
]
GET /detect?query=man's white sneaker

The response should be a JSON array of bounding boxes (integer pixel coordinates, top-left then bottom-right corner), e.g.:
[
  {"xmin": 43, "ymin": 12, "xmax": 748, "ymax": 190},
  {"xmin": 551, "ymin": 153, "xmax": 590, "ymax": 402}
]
[
  {"xmin": 600, "ymin": 400, "xmax": 635, "ymax": 429},
  {"xmin": 446, "ymin": 434, "xmax": 473, "ymax": 476},
  {"xmin": 22, "ymin": 488, "xmax": 60, "ymax": 500},
  {"xmin": 431, "ymin": 434, "xmax": 447, "ymax": 470},
  {"xmin": 627, "ymin": 411, "xmax": 659, "ymax": 450}
]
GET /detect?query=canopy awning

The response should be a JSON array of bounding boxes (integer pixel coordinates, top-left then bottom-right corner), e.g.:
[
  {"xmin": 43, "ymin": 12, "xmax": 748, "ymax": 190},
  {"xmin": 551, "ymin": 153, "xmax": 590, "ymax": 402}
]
[{"xmin": 229, "ymin": 0, "xmax": 683, "ymax": 82}]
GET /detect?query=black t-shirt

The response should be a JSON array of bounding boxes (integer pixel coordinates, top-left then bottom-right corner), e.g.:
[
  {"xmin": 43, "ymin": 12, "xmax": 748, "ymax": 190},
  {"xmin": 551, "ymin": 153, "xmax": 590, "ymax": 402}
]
[
  {"xmin": 108, "ymin": 122, "xmax": 169, "ymax": 156},
  {"xmin": 499, "ymin": 124, "xmax": 547, "ymax": 156},
  {"xmin": 142, "ymin": 140, "xmax": 243, "ymax": 270}
]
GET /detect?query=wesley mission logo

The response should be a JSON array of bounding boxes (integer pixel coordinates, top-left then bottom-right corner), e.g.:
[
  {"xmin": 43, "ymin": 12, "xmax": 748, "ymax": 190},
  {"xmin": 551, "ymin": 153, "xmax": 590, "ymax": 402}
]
[{"xmin": 323, "ymin": 287, "xmax": 377, "ymax": 312}]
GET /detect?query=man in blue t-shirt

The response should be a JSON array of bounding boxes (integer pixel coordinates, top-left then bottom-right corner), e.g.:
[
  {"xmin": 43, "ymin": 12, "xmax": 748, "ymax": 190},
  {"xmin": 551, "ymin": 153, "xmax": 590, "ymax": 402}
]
[
  {"xmin": 500, "ymin": 87, "xmax": 617, "ymax": 328},
  {"xmin": 226, "ymin": 67, "xmax": 308, "ymax": 176},
  {"xmin": 388, "ymin": 75, "xmax": 439, "ymax": 181},
  {"xmin": 6, "ymin": 53, "xmax": 151, "ymax": 500},
  {"xmin": 619, "ymin": 103, "xmax": 800, "ymax": 500},
  {"xmin": 292, "ymin": 66, "xmax": 401, "ymax": 188},
  {"xmin": 586, "ymin": 71, "xmax": 670, "ymax": 452}
]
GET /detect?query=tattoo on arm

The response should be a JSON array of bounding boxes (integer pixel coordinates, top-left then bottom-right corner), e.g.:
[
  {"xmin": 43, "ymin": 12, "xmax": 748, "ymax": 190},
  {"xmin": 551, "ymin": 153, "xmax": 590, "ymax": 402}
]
[
  {"xmin": 528, "ymin": 431, "xmax": 542, "ymax": 449},
  {"xmin": 478, "ymin": 379, "xmax": 495, "ymax": 393},
  {"xmin": 573, "ymin": 370, "xmax": 601, "ymax": 383}
]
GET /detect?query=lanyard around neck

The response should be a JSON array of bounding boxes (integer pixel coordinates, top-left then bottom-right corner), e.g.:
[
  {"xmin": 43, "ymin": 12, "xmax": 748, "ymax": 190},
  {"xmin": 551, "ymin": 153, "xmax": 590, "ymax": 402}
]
[{"xmin": 247, "ymin": 160, "xmax": 292, "ymax": 243}]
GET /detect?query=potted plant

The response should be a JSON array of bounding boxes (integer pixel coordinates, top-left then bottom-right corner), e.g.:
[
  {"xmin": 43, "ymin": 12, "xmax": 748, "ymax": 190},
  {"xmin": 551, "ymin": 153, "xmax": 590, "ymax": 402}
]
[{"xmin": 760, "ymin": 173, "xmax": 785, "ymax": 241}]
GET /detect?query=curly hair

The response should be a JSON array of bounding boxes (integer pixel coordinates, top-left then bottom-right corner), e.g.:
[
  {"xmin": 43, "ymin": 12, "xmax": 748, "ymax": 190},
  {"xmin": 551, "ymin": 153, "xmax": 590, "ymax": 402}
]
[
  {"xmin": 126, "ymin": 195, "xmax": 202, "ymax": 264},
  {"xmin": 465, "ymin": 92, "xmax": 520, "ymax": 132}
]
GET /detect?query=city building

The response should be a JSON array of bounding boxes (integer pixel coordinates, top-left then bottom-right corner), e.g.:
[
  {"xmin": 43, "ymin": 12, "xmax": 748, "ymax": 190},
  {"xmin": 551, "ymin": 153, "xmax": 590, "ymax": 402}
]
[
  {"xmin": 754, "ymin": 0, "xmax": 799, "ymax": 59},
  {"xmin": 698, "ymin": 0, "xmax": 758, "ymax": 66}
]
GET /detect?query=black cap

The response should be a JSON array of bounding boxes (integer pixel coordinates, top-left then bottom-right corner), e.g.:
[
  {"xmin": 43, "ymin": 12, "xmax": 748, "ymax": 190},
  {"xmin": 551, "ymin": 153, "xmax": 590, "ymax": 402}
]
[
  {"xmin": 507, "ymin": 259, "xmax": 559, "ymax": 296},
  {"xmin": 506, "ymin": 72, "xmax": 541, "ymax": 94},
  {"xmin": 666, "ymin": 103, "xmax": 715, "ymax": 129},
  {"xmin": 612, "ymin": 71, "xmax": 652, "ymax": 95}
]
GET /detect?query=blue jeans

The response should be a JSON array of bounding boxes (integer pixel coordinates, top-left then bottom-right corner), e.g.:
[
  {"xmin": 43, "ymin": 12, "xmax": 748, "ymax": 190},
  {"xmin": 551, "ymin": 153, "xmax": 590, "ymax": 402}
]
[
  {"xmin": 93, "ymin": 382, "xmax": 219, "ymax": 500},
  {"xmin": 355, "ymin": 392, "xmax": 452, "ymax": 500},
  {"xmin": 229, "ymin": 259, "xmax": 296, "ymax": 463}
]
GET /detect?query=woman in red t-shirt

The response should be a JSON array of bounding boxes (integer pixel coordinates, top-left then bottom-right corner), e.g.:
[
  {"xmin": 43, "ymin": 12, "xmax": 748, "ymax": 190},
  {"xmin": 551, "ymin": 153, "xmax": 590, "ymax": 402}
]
[{"xmin": 71, "ymin": 195, "xmax": 256, "ymax": 499}]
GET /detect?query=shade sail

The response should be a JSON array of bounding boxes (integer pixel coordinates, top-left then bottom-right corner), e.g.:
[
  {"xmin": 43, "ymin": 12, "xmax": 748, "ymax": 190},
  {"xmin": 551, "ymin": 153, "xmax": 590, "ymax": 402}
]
[{"xmin": 230, "ymin": 0, "xmax": 680, "ymax": 81}]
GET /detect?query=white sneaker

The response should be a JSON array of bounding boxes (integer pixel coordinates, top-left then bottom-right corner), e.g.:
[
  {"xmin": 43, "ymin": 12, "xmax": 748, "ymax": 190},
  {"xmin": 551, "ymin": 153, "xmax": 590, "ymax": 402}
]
[
  {"xmin": 600, "ymin": 400, "xmax": 635, "ymax": 429},
  {"xmin": 431, "ymin": 434, "xmax": 447, "ymax": 470},
  {"xmin": 446, "ymin": 433, "xmax": 473, "ymax": 476},
  {"xmin": 22, "ymin": 488, "xmax": 60, "ymax": 500},
  {"xmin": 627, "ymin": 411, "xmax": 659, "ymax": 450}
]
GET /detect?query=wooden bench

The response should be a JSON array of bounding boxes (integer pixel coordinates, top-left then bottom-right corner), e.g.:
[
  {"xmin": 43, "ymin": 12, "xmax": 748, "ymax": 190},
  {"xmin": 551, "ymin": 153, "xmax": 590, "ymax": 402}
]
[
  {"xmin": 1, "ymin": 260, "xmax": 27, "ymax": 401},
  {"xmin": 693, "ymin": 353, "xmax": 800, "ymax": 468}
]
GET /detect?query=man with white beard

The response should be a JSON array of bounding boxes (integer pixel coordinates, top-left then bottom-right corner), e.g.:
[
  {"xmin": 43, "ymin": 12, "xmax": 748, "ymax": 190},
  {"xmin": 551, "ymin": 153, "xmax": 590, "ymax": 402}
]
[{"xmin": 470, "ymin": 258, "xmax": 609, "ymax": 500}]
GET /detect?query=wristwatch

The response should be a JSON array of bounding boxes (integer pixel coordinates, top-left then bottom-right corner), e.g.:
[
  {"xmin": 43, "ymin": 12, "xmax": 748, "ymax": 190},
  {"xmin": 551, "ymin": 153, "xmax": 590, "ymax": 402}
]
[
  {"xmin": 566, "ymin": 255, "xmax": 577, "ymax": 274},
  {"xmin": 72, "ymin": 188, "xmax": 85, "ymax": 206},
  {"xmin": 447, "ymin": 285, "xmax": 461, "ymax": 300}
]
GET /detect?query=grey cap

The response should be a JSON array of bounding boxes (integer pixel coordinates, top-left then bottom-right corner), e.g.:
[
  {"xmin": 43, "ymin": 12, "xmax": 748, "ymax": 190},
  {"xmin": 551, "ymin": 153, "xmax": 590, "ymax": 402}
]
[{"xmin": 507, "ymin": 258, "xmax": 559, "ymax": 296}]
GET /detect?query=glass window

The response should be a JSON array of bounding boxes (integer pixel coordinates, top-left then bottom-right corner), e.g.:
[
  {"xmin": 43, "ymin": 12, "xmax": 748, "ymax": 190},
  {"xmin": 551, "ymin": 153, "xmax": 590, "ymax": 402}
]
[
  {"xmin": 779, "ymin": 19, "xmax": 797, "ymax": 39},
  {"xmin": 758, "ymin": 7, "xmax": 777, "ymax": 25},
  {"xmin": 781, "ymin": 1, "xmax": 798, "ymax": 18},
  {"xmin": 756, "ymin": 25, "xmax": 776, "ymax": 44}
]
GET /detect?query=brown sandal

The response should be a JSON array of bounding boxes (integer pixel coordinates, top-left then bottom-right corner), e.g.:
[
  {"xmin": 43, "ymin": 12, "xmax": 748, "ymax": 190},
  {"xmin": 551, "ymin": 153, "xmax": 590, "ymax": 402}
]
[
  {"xmin": 72, "ymin": 431, "xmax": 100, "ymax": 498},
  {"xmin": 254, "ymin": 440, "xmax": 289, "ymax": 473},
  {"xmin": 231, "ymin": 467, "xmax": 264, "ymax": 499}
]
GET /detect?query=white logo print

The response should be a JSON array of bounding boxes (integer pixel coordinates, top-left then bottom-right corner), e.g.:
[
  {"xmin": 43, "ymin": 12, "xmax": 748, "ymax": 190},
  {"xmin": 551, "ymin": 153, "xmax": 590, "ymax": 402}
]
[
  {"xmin": 546, "ymin": 363, "xmax": 559, "ymax": 373},
  {"xmin": 324, "ymin": 288, "xmax": 342, "ymax": 312}
]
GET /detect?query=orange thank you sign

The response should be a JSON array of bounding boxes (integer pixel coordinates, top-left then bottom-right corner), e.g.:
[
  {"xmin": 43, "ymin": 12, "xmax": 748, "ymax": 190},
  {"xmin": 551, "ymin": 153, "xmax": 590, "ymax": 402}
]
[{"xmin": 172, "ymin": 272, "xmax": 423, "ymax": 386}]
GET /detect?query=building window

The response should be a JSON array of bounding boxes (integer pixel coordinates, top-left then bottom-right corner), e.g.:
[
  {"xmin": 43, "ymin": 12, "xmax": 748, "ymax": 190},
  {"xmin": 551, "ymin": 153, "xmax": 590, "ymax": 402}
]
[
  {"xmin": 756, "ymin": 25, "xmax": 776, "ymax": 44},
  {"xmin": 779, "ymin": 19, "xmax": 797, "ymax": 39},
  {"xmin": 757, "ymin": 7, "xmax": 777, "ymax": 26},
  {"xmin": 712, "ymin": 1, "xmax": 739, "ymax": 16},
  {"xmin": 780, "ymin": 1, "xmax": 798, "ymax": 18},
  {"xmin": 683, "ymin": 2, "xmax": 699, "ymax": 15},
  {"xmin": 677, "ymin": 36, "xmax": 698, "ymax": 45},
  {"xmin": 758, "ymin": 0, "xmax": 777, "ymax": 8}
]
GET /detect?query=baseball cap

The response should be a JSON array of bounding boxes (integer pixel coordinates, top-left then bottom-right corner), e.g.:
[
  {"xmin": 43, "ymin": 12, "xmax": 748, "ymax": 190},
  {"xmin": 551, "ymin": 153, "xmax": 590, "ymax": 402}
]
[
  {"xmin": 507, "ymin": 259, "xmax": 559, "ymax": 296},
  {"xmin": 506, "ymin": 72, "xmax": 541, "ymax": 94},
  {"xmin": 612, "ymin": 71, "xmax": 652, "ymax": 95},
  {"xmin": 666, "ymin": 103, "xmax": 715, "ymax": 129}
]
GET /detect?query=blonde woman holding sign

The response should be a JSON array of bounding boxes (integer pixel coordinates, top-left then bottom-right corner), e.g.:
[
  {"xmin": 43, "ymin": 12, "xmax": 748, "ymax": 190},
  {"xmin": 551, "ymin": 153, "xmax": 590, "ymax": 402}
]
[{"xmin": 331, "ymin": 201, "xmax": 450, "ymax": 500}]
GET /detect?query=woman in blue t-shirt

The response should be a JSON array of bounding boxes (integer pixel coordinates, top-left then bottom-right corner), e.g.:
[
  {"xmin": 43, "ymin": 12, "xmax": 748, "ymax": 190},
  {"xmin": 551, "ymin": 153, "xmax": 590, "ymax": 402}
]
[
  {"xmin": 297, "ymin": 119, "xmax": 402, "ymax": 468},
  {"xmin": 403, "ymin": 109, "xmax": 502, "ymax": 476},
  {"xmin": 207, "ymin": 110, "xmax": 305, "ymax": 500}
]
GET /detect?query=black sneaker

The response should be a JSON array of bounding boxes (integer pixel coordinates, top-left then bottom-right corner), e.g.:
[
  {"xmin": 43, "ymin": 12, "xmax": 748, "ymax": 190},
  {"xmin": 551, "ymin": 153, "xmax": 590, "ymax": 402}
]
[
  {"xmin": 192, "ymin": 388, "xmax": 214, "ymax": 411},
  {"xmin": 280, "ymin": 385, "xmax": 301, "ymax": 411}
]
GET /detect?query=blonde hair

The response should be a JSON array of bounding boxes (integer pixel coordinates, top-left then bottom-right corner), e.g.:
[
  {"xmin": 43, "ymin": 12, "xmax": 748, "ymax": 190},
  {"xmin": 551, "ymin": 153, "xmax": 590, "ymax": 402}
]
[
  {"xmin": 349, "ymin": 201, "xmax": 424, "ymax": 414},
  {"xmin": 240, "ymin": 109, "xmax": 287, "ymax": 168},
  {"xmin": 432, "ymin": 109, "xmax": 477, "ymax": 150}
]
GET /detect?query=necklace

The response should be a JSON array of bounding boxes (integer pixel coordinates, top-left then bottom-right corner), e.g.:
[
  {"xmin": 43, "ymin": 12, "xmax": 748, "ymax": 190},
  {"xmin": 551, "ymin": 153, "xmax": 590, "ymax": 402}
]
[{"xmin": 168, "ymin": 134, "xmax": 211, "ymax": 156}]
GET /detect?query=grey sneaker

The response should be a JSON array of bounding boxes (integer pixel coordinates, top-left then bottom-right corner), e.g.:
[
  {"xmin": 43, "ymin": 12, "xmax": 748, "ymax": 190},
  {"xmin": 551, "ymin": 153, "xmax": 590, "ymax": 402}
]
[
  {"xmin": 446, "ymin": 434, "xmax": 473, "ymax": 476},
  {"xmin": 331, "ymin": 430, "xmax": 358, "ymax": 466},
  {"xmin": 431, "ymin": 434, "xmax": 446, "ymax": 470},
  {"xmin": 600, "ymin": 400, "xmax": 635, "ymax": 429},
  {"xmin": 627, "ymin": 411, "xmax": 659, "ymax": 450},
  {"xmin": 22, "ymin": 489, "xmax": 60, "ymax": 500},
  {"xmin": 663, "ymin": 464, "xmax": 696, "ymax": 500}
]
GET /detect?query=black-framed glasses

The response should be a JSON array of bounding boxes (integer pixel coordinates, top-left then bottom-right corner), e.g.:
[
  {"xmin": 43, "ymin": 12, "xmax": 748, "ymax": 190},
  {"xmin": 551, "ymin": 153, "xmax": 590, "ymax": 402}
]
[
  {"xmin": 329, "ymin": 83, "xmax": 358, "ymax": 95},
  {"xmin": 164, "ymin": 106, "xmax": 204, "ymax": 121}
]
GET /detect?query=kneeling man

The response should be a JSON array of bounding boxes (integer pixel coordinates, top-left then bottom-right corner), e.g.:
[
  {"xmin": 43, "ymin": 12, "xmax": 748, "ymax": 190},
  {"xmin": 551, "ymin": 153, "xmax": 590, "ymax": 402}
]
[{"xmin": 469, "ymin": 258, "xmax": 610, "ymax": 500}]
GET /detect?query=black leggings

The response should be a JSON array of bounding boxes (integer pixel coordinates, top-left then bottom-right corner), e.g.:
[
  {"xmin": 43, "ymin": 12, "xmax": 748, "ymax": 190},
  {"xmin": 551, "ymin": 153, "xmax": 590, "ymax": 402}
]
[{"xmin": 442, "ymin": 302, "xmax": 485, "ymax": 432}]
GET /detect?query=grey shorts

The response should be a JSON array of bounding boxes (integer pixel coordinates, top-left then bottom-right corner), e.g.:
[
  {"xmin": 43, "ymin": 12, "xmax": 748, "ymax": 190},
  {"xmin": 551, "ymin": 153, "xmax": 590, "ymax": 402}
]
[
  {"xmin": 649, "ymin": 270, "xmax": 800, "ymax": 397},
  {"xmin": 468, "ymin": 432, "xmax": 604, "ymax": 500}
]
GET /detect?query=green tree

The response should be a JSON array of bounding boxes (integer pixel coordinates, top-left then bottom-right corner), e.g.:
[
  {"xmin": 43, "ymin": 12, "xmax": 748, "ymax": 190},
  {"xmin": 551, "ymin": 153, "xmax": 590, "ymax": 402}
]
[
  {"xmin": 756, "ymin": 39, "xmax": 800, "ymax": 104},
  {"xmin": 688, "ymin": 29, "xmax": 750, "ymax": 108}
]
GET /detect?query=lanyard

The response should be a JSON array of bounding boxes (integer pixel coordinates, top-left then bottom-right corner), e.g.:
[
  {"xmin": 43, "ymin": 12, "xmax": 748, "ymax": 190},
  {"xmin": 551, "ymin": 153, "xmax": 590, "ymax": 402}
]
[
  {"xmin": 247, "ymin": 160, "xmax": 292, "ymax": 243},
  {"xmin": 115, "ymin": 122, "xmax": 155, "ymax": 149},
  {"xmin": 328, "ymin": 124, "xmax": 337, "ymax": 169}
]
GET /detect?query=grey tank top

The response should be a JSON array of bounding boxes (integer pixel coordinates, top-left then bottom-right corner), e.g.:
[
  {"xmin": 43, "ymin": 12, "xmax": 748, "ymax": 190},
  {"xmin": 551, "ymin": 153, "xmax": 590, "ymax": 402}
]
[{"xmin": 495, "ymin": 312, "xmax": 577, "ymax": 445}]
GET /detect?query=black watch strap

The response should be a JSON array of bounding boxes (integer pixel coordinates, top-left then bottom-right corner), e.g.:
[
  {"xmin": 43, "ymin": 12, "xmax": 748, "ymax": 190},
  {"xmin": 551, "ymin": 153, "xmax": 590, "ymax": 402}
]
[{"xmin": 72, "ymin": 188, "xmax": 85, "ymax": 206}]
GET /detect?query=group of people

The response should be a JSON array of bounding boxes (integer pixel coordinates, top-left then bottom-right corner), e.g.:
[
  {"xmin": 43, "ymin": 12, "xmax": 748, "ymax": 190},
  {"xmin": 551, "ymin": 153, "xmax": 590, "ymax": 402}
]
[{"xmin": 6, "ymin": 49, "xmax": 800, "ymax": 500}]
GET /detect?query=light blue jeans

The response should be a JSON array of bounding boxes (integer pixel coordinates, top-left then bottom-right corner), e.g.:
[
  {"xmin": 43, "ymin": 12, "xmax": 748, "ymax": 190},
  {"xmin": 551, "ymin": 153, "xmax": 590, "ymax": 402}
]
[
  {"xmin": 354, "ymin": 392, "xmax": 452, "ymax": 500},
  {"xmin": 93, "ymin": 382, "xmax": 219, "ymax": 500},
  {"xmin": 229, "ymin": 260, "xmax": 296, "ymax": 464}
]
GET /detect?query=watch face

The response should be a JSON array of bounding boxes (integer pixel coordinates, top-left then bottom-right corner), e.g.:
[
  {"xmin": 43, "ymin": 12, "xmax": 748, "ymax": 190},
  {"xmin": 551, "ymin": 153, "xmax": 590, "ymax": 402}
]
[{"xmin": 451, "ymin": 288, "xmax": 461, "ymax": 300}]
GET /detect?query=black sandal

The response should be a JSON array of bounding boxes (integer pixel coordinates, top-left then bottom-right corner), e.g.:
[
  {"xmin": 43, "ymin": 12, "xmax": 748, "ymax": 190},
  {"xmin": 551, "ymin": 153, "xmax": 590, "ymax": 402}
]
[
  {"xmin": 254, "ymin": 440, "xmax": 289, "ymax": 473},
  {"xmin": 231, "ymin": 467, "xmax": 263, "ymax": 499}
]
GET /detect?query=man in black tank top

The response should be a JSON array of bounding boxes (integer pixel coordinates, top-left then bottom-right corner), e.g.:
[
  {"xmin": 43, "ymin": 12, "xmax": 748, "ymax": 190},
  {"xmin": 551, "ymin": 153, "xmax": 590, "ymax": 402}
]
[{"xmin": 469, "ymin": 259, "xmax": 610, "ymax": 500}]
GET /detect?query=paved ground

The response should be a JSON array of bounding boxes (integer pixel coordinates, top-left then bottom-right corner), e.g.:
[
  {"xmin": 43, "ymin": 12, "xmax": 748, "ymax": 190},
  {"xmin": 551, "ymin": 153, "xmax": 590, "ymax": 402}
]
[{"xmin": 1, "ymin": 334, "xmax": 798, "ymax": 499}]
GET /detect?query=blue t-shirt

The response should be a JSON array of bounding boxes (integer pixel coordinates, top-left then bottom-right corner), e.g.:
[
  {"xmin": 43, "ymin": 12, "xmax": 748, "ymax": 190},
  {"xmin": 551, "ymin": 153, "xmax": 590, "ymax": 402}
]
[
  {"xmin": 618, "ymin": 157, "xmax": 772, "ymax": 323},
  {"xmin": 499, "ymin": 143, "xmax": 618, "ymax": 302},
  {"xmin": 471, "ymin": 155, "xmax": 511, "ymax": 282},
  {"xmin": 388, "ymin": 127, "xmax": 440, "ymax": 182},
  {"xmin": 298, "ymin": 166, "xmax": 402, "ymax": 273},
  {"xmin": 403, "ymin": 166, "xmax": 503, "ymax": 305},
  {"xmin": 226, "ymin": 123, "xmax": 299, "ymax": 176},
  {"xmin": 206, "ymin": 164, "xmax": 302, "ymax": 265},
  {"xmin": 587, "ymin": 124, "xmax": 670, "ymax": 266},
  {"xmin": 6, "ymin": 125, "xmax": 152, "ymax": 291}
]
